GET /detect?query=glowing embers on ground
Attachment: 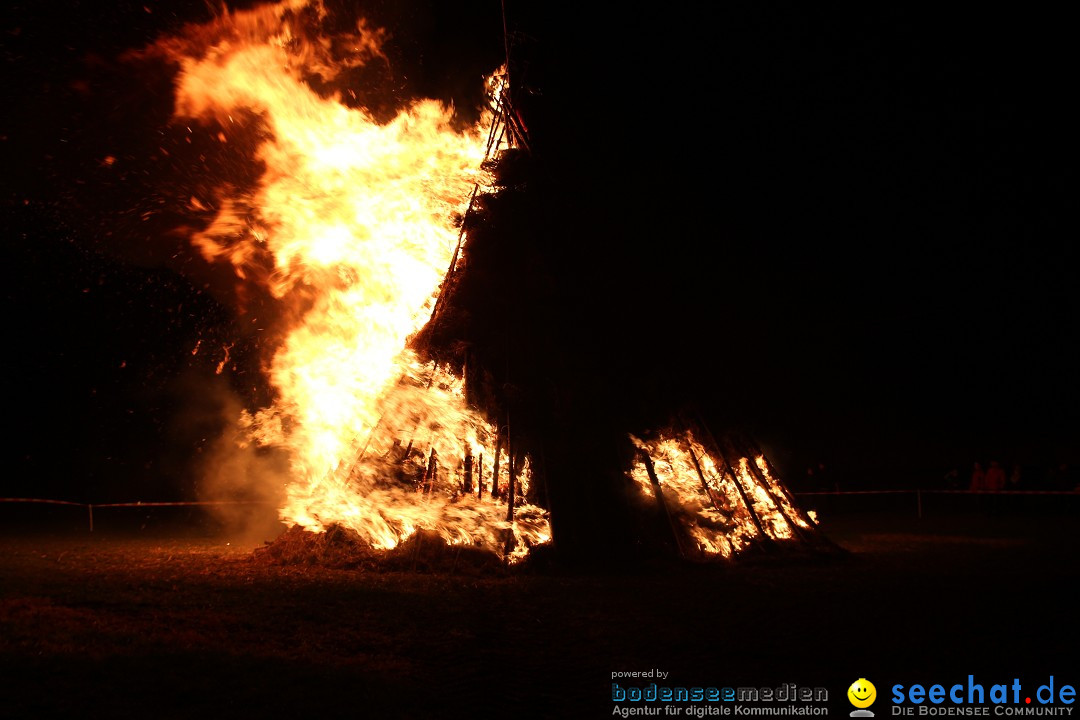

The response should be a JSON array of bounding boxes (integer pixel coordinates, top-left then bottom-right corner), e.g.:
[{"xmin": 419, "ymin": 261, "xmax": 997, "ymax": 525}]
[
  {"xmin": 154, "ymin": 0, "xmax": 549, "ymax": 560},
  {"xmin": 629, "ymin": 431, "xmax": 814, "ymax": 559}
]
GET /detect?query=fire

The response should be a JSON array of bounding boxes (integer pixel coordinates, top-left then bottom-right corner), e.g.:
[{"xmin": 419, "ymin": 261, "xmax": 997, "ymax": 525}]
[
  {"xmin": 630, "ymin": 431, "xmax": 813, "ymax": 558},
  {"xmin": 154, "ymin": 0, "xmax": 549, "ymax": 560}
]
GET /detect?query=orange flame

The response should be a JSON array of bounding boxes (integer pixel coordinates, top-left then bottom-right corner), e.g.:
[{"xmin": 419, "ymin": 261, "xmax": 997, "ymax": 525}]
[
  {"xmin": 157, "ymin": 0, "xmax": 548, "ymax": 559},
  {"xmin": 630, "ymin": 431, "xmax": 809, "ymax": 558}
]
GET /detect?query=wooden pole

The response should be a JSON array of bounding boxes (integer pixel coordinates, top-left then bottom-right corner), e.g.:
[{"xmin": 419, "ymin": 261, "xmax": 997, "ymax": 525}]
[
  {"xmin": 484, "ymin": 107, "xmax": 505, "ymax": 155},
  {"xmin": 696, "ymin": 428, "xmax": 773, "ymax": 545},
  {"xmin": 491, "ymin": 430, "xmax": 503, "ymax": 500},
  {"xmin": 681, "ymin": 417, "xmax": 760, "ymax": 531},
  {"xmin": 506, "ymin": 450, "xmax": 516, "ymax": 514},
  {"xmin": 685, "ymin": 442, "xmax": 730, "ymax": 519},
  {"xmin": 732, "ymin": 432, "xmax": 843, "ymax": 552},
  {"xmin": 477, "ymin": 452, "xmax": 485, "ymax": 500},
  {"xmin": 719, "ymin": 433, "xmax": 802, "ymax": 540},
  {"xmin": 737, "ymin": 445, "xmax": 808, "ymax": 543},
  {"xmin": 503, "ymin": 409, "xmax": 517, "ymax": 556},
  {"xmin": 420, "ymin": 449, "xmax": 437, "ymax": 496},
  {"xmin": 640, "ymin": 450, "xmax": 685, "ymax": 558},
  {"xmin": 504, "ymin": 449, "xmax": 518, "ymax": 556},
  {"xmin": 429, "ymin": 185, "xmax": 479, "ymax": 324},
  {"xmin": 751, "ymin": 440, "xmax": 819, "ymax": 530},
  {"xmin": 505, "ymin": 411, "xmax": 514, "ymax": 505},
  {"xmin": 463, "ymin": 448, "xmax": 473, "ymax": 494},
  {"xmin": 500, "ymin": 0, "xmax": 512, "ymax": 98}
]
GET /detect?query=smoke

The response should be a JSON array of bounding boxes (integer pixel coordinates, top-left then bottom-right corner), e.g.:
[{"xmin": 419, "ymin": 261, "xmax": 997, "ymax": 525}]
[{"xmin": 189, "ymin": 376, "xmax": 290, "ymax": 544}]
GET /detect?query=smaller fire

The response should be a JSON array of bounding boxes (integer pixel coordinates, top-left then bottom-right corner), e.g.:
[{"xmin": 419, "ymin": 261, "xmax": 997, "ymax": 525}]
[{"xmin": 630, "ymin": 429, "xmax": 814, "ymax": 559}]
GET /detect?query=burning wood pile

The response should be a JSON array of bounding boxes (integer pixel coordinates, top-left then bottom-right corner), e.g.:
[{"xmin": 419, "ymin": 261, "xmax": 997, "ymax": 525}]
[{"xmin": 142, "ymin": 0, "xmax": 830, "ymax": 569}]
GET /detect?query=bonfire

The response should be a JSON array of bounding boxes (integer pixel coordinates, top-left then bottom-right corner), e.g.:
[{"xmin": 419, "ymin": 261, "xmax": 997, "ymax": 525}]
[{"xmin": 139, "ymin": 0, "xmax": 830, "ymax": 567}]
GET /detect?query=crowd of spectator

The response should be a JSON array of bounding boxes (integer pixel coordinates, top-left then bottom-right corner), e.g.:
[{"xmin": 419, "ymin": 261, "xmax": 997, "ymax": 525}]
[
  {"xmin": 787, "ymin": 459, "xmax": 1078, "ymax": 494},
  {"xmin": 942, "ymin": 461, "xmax": 1078, "ymax": 492}
]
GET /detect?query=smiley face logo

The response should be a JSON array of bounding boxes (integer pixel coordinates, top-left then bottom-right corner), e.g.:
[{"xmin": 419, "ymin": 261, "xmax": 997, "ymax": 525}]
[{"xmin": 848, "ymin": 678, "xmax": 877, "ymax": 709}]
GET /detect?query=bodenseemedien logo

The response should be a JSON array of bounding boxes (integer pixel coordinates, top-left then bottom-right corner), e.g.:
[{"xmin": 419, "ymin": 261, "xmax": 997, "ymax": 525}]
[{"xmin": 849, "ymin": 679, "xmax": 877, "ymax": 717}]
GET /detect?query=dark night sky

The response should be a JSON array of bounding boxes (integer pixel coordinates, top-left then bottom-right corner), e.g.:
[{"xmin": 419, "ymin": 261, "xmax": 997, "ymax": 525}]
[{"xmin": 1, "ymin": 2, "xmax": 1075, "ymax": 501}]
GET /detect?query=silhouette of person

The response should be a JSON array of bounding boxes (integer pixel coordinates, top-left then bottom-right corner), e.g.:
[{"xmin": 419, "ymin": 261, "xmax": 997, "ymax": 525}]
[
  {"xmin": 985, "ymin": 460, "xmax": 1006, "ymax": 492},
  {"xmin": 969, "ymin": 462, "xmax": 986, "ymax": 491}
]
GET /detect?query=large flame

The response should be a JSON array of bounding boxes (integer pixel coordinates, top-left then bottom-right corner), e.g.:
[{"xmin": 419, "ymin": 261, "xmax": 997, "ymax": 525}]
[{"xmin": 156, "ymin": 0, "xmax": 549, "ymax": 560}]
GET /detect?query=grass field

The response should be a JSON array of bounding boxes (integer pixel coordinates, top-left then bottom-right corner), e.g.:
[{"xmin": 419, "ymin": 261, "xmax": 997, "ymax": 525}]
[{"xmin": 1, "ymin": 503, "xmax": 1077, "ymax": 718}]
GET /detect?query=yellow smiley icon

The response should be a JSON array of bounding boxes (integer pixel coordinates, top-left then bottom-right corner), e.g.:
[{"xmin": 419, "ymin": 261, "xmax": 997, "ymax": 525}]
[{"xmin": 848, "ymin": 679, "xmax": 877, "ymax": 709}]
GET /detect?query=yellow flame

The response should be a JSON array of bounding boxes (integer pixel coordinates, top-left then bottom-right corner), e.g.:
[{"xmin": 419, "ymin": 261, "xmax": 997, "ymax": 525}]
[
  {"xmin": 629, "ymin": 431, "xmax": 809, "ymax": 558},
  {"xmin": 160, "ymin": 0, "xmax": 548, "ymax": 558}
]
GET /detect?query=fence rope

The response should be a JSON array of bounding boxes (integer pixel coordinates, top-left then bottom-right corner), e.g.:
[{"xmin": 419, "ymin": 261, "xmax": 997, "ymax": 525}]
[
  {"xmin": 0, "ymin": 498, "xmax": 277, "ymax": 532},
  {"xmin": 1, "ymin": 492, "xmax": 1075, "ymax": 529}
]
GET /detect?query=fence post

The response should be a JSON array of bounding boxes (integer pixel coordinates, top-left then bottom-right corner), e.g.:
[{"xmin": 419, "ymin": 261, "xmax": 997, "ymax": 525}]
[
  {"xmin": 916, "ymin": 490, "xmax": 922, "ymax": 520},
  {"xmin": 88, "ymin": 504, "xmax": 94, "ymax": 533}
]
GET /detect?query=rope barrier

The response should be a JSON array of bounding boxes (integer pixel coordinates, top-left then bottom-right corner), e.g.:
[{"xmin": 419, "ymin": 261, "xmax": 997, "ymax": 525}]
[
  {"xmin": 0, "ymin": 498, "xmax": 277, "ymax": 532},
  {"xmin": 920, "ymin": 489, "xmax": 1079, "ymax": 495},
  {"xmin": 0, "ymin": 499, "xmax": 276, "ymax": 506},
  {"xmin": 0, "ymin": 498, "xmax": 85, "ymax": 506},
  {"xmin": 794, "ymin": 490, "xmax": 1078, "ymax": 495},
  {"xmin": 795, "ymin": 490, "xmax": 911, "ymax": 495},
  {"xmin": 792, "ymin": 488, "xmax": 1078, "ymax": 519},
  {"xmin": 2, "ymin": 492, "xmax": 1074, "ymax": 529},
  {"xmin": 90, "ymin": 501, "xmax": 275, "ymax": 508}
]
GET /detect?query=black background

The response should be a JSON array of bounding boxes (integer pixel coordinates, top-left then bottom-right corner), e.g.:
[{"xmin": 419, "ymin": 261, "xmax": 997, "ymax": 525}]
[{"xmin": 1, "ymin": 1, "xmax": 1074, "ymax": 502}]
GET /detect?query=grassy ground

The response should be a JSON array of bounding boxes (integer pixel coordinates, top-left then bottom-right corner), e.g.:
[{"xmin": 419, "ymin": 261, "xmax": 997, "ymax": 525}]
[{"xmin": 1, "ymin": 505, "xmax": 1077, "ymax": 718}]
